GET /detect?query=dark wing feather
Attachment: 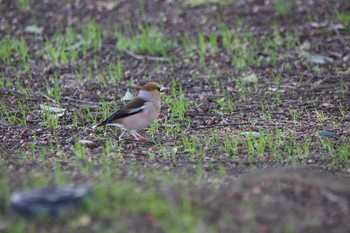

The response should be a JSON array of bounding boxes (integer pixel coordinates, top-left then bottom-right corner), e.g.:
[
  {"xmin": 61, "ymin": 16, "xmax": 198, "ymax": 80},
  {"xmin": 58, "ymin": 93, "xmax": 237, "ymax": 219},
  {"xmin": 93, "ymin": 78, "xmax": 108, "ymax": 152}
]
[{"xmin": 96, "ymin": 97, "xmax": 146, "ymax": 127}]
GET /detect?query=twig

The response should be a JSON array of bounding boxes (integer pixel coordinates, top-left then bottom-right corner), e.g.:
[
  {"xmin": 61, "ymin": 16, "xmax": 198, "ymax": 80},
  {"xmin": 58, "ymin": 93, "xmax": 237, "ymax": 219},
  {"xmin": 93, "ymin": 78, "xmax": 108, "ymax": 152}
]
[
  {"xmin": 121, "ymin": 138, "xmax": 156, "ymax": 145},
  {"xmin": 190, "ymin": 121, "xmax": 289, "ymax": 130},
  {"xmin": 41, "ymin": 93, "xmax": 57, "ymax": 104},
  {"xmin": 125, "ymin": 49, "xmax": 169, "ymax": 62},
  {"xmin": 62, "ymin": 96, "xmax": 114, "ymax": 106}
]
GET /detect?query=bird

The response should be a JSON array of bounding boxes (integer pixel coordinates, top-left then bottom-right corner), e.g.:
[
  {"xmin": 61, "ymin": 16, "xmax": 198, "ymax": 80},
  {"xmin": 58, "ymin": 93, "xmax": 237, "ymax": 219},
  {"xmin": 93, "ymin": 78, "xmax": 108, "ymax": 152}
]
[{"xmin": 93, "ymin": 82, "xmax": 165, "ymax": 140}]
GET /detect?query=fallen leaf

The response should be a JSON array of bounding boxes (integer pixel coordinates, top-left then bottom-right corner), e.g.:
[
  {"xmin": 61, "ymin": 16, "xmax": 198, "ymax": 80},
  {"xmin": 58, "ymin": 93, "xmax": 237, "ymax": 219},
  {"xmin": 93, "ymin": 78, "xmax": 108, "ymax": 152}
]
[
  {"xmin": 121, "ymin": 89, "xmax": 134, "ymax": 101},
  {"xmin": 240, "ymin": 131, "xmax": 262, "ymax": 138},
  {"xmin": 302, "ymin": 52, "xmax": 332, "ymax": 64},
  {"xmin": 242, "ymin": 73, "xmax": 258, "ymax": 84},
  {"xmin": 25, "ymin": 25, "xmax": 43, "ymax": 34},
  {"xmin": 40, "ymin": 104, "xmax": 66, "ymax": 113}
]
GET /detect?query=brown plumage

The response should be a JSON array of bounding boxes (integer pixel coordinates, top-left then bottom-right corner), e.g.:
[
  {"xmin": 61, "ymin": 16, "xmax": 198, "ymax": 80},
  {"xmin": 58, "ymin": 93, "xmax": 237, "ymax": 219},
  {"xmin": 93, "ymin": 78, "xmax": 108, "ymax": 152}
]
[{"xmin": 94, "ymin": 82, "xmax": 164, "ymax": 140}]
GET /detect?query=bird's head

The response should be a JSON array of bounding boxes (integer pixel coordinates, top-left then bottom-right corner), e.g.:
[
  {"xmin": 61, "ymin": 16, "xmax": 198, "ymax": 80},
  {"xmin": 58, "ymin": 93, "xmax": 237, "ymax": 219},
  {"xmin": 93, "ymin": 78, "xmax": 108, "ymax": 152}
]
[{"xmin": 141, "ymin": 82, "xmax": 166, "ymax": 98}]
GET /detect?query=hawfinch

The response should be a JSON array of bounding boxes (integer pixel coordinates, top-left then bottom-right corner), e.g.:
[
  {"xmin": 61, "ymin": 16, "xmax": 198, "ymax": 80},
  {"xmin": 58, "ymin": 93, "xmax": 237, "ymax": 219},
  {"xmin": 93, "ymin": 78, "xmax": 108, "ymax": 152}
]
[{"xmin": 94, "ymin": 82, "xmax": 164, "ymax": 140}]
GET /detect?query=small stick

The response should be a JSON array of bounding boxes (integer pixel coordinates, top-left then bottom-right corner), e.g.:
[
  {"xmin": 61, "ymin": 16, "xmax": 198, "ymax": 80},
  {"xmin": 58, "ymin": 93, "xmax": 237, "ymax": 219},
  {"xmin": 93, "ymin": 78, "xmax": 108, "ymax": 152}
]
[{"xmin": 125, "ymin": 50, "xmax": 169, "ymax": 62}]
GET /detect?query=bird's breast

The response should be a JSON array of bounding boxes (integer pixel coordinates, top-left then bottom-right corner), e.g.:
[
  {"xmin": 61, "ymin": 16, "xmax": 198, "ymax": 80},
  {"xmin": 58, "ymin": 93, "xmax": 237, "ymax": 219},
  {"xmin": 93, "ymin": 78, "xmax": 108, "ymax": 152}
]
[{"xmin": 119, "ymin": 101, "xmax": 160, "ymax": 131}]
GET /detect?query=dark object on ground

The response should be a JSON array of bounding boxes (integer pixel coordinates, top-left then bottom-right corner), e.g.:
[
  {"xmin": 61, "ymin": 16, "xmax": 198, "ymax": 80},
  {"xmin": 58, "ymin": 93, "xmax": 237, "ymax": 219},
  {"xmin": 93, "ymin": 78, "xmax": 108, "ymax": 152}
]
[{"xmin": 11, "ymin": 185, "xmax": 90, "ymax": 217}]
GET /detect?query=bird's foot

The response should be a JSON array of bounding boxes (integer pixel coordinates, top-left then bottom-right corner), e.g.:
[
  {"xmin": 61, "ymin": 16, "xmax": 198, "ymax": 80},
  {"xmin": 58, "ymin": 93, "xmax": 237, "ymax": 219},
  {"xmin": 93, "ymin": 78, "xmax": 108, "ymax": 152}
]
[{"xmin": 133, "ymin": 132, "xmax": 146, "ymax": 141}]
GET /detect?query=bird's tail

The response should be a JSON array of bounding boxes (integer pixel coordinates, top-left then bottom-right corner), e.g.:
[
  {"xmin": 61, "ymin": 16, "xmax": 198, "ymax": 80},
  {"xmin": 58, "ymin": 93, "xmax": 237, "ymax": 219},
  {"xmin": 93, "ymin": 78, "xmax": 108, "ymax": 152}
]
[
  {"xmin": 92, "ymin": 118, "xmax": 109, "ymax": 129},
  {"xmin": 92, "ymin": 122, "xmax": 103, "ymax": 129}
]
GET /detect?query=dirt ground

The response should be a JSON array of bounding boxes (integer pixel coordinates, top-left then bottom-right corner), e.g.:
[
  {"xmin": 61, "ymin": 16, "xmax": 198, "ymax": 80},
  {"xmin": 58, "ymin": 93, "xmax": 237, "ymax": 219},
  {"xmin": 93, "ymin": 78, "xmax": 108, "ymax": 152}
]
[{"xmin": 0, "ymin": 0, "xmax": 350, "ymax": 232}]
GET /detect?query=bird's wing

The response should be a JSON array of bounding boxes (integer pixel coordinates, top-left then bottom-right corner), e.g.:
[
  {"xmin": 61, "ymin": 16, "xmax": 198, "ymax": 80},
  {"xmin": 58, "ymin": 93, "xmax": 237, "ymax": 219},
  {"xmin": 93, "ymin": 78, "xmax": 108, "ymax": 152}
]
[{"xmin": 96, "ymin": 97, "xmax": 147, "ymax": 126}]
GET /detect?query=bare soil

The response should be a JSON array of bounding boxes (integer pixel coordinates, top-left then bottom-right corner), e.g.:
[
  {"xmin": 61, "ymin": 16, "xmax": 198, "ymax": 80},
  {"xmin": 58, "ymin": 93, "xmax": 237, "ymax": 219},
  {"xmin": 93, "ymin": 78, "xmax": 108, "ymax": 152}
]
[{"xmin": 0, "ymin": 0, "xmax": 350, "ymax": 232}]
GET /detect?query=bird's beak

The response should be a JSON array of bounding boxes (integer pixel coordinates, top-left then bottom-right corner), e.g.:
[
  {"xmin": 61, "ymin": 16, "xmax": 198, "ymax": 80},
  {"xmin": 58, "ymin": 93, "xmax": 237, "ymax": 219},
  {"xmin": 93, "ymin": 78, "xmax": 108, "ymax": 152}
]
[{"xmin": 159, "ymin": 87, "xmax": 167, "ymax": 93}]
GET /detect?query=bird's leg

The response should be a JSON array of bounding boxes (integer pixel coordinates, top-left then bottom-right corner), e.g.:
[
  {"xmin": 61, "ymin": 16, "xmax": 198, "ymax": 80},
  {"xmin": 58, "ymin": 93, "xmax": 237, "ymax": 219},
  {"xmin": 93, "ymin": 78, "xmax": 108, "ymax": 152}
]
[
  {"xmin": 134, "ymin": 132, "xmax": 145, "ymax": 140},
  {"xmin": 118, "ymin": 131, "xmax": 126, "ymax": 141}
]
